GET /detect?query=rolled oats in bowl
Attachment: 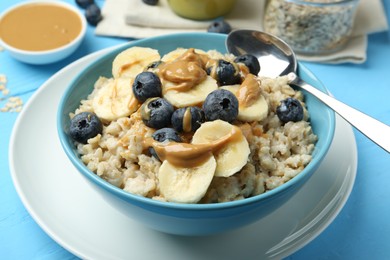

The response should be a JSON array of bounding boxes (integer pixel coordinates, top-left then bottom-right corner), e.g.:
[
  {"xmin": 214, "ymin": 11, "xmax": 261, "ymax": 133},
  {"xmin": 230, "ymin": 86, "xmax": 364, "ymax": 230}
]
[
  {"xmin": 67, "ymin": 46, "xmax": 317, "ymax": 204},
  {"xmin": 263, "ymin": 0, "xmax": 360, "ymax": 54}
]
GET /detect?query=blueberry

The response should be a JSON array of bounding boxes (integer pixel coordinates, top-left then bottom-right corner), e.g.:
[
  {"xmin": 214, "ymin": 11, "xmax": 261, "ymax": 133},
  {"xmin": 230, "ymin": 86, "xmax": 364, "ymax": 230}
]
[
  {"xmin": 132, "ymin": 72, "xmax": 162, "ymax": 102},
  {"xmin": 276, "ymin": 97, "xmax": 304, "ymax": 123},
  {"xmin": 207, "ymin": 59, "xmax": 241, "ymax": 86},
  {"xmin": 141, "ymin": 97, "xmax": 174, "ymax": 129},
  {"xmin": 202, "ymin": 89, "xmax": 238, "ymax": 123},
  {"xmin": 85, "ymin": 4, "xmax": 102, "ymax": 26},
  {"xmin": 207, "ymin": 20, "xmax": 232, "ymax": 34},
  {"xmin": 69, "ymin": 112, "xmax": 103, "ymax": 144},
  {"xmin": 152, "ymin": 128, "xmax": 182, "ymax": 143},
  {"xmin": 149, "ymin": 127, "xmax": 181, "ymax": 160},
  {"xmin": 142, "ymin": 0, "xmax": 159, "ymax": 5},
  {"xmin": 75, "ymin": 0, "xmax": 94, "ymax": 8},
  {"xmin": 234, "ymin": 54, "xmax": 260, "ymax": 75},
  {"xmin": 171, "ymin": 107, "xmax": 205, "ymax": 133}
]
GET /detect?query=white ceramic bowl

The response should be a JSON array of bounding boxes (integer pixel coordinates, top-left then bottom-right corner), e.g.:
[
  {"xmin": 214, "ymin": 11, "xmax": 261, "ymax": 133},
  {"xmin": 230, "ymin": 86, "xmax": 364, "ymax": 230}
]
[{"xmin": 0, "ymin": 0, "xmax": 86, "ymax": 64}]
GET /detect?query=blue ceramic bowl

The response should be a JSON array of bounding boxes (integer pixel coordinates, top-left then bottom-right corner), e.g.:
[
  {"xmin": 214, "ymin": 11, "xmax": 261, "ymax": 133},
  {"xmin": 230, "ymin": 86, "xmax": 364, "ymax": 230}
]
[{"xmin": 57, "ymin": 33, "xmax": 335, "ymax": 236}]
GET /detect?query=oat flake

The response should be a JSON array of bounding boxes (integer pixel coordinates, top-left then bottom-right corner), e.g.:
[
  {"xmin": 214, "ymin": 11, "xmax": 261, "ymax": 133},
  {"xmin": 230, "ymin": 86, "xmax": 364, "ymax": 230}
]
[{"xmin": 0, "ymin": 75, "xmax": 24, "ymax": 113}]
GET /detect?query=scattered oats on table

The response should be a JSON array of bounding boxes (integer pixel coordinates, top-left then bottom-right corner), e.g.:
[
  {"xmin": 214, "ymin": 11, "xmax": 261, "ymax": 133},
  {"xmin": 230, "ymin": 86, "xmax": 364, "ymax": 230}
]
[
  {"xmin": 0, "ymin": 74, "xmax": 24, "ymax": 113},
  {"xmin": 0, "ymin": 74, "xmax": 6, "ymax": 83}
]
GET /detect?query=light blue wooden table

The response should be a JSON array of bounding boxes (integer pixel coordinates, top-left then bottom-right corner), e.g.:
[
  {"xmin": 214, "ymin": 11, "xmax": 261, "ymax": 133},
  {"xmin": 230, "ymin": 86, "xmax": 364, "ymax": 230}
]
[{"xmin": 1, "ymin": 1, "xmax": 390, "ymax": 259}]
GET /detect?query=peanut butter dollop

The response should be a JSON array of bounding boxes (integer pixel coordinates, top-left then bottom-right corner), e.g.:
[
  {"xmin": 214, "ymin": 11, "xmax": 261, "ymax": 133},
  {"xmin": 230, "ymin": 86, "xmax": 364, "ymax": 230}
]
[
  {"xmin": 237, "ymin": 74, "xmax": 262, "ymax": 108},
  {"xmin": 158, "ymin": 48, "xmax": 208, "ymax": 93}
]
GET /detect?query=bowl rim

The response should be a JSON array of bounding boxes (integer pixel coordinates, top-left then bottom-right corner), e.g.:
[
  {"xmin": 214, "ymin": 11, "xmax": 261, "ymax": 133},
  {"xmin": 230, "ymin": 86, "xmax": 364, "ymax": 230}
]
[
  {"xmin": 0, "ymin": 0, "xmax": 87, "ymax": 55},
  {"xmin": 57, "ymin": 32, "xmax": 335, "ymax": 211}
]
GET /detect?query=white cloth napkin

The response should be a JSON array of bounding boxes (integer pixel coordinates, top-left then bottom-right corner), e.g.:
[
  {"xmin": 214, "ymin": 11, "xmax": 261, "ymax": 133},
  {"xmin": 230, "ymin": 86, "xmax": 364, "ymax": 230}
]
[{"xmin": 96, "ymin": 0, "xmax": 388, "ymax": 64}]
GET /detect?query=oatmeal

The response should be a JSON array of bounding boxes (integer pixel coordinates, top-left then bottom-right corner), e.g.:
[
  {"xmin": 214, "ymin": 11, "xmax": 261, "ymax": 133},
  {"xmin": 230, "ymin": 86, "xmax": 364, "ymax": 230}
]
[
  {"xmin": 263, "ymin": 0, "xmax": 359, "ymax": 54},
  {"xmin": 69, "ymin": 47, "xmax": 317, "ymax": 204}
]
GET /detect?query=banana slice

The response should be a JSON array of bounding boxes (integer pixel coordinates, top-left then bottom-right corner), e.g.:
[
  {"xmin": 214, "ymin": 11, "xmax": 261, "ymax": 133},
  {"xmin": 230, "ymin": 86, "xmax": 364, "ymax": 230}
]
[
  {"xmin": 221, "ymin": 84, "xmax": 269, "ymax": 122},
  {"xmin": 192, "ymin": 120, "xmax": 250, "ymax": 177},
  {"xmin": 161, "ymin": 48, "xmax": 207, "ymax": 62},
  {"xmin": 158, "ymin": 155, "xmax": 216, "ymax": 203},
  {"xmin": 92, "ymin": 77, "xmax": 139, "ymax": 121},
  {"xmin": 163, "ymin": 76, "xmax": 218, "ymax": 108},
  {"xmin": 112, "ymin": 47, "xmax": 160, "ymax": 79}
]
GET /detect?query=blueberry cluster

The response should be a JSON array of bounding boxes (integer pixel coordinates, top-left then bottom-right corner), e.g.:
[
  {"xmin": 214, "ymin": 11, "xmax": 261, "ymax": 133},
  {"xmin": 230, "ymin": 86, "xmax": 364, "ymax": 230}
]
[
  {"xmin": 140, "ymin": 89, "xmax": 240, "ymax": 140},
  {"xmin": 140, "ymin": 90, "xmax": 237, "ymax": 160},
  {"xmin": 135, "ymin": 73, "xmax": 205, "ymax": 159},
  {"xmin": 69, "ymin": 53, "xmax": 261, "ymax": 146},
  {"xmin": 135, "ymin": 55, "xmax": 262, "ymax": 130},
  {"xmin": 130, "ymin": 57, "xmax": 260, "ymax": 159},
  {"xmin": 70, "ymin": 52, "xmax": 305, "ymax": 154},
  {"xmin": 75, "ymin": 0, "xmax": 102, "ymax": 26}
]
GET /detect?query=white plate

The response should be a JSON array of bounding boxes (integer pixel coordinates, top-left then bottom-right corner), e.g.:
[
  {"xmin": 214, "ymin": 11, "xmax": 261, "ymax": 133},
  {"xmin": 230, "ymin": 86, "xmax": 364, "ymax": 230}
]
[{"xmin": 9, "ymin": 46, "xmax": 357, "ymax": 260}]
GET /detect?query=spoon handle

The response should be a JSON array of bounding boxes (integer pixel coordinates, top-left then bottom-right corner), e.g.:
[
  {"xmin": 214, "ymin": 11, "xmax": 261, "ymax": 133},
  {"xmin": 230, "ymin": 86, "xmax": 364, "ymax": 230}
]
[{"xmin": 288, "ymin": 72, "xmax": 390, "ymax": 153}]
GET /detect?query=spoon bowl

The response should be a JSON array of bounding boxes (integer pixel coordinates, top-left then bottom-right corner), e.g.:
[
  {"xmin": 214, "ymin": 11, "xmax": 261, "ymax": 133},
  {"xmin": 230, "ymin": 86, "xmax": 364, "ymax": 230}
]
[
  {"xmin": 226, "ymin": 30, "xmax": 296, "ymax": 78},
  {"xmin": 227, "ymin": 29, "xmax": 390, "ymax": 153}
]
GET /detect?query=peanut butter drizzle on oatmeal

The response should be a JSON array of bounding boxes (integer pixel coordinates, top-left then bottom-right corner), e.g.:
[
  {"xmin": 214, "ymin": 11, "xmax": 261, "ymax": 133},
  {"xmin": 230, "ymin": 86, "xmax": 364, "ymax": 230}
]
[
  {"xmin": 205, "ymin": 59, "xmax": 218, "ymax": 79},
  {"xmin": 237, "ymin": 74, "xmax": 262, "ymax": 108},
  {"xmin": 118, "ymin": 59, "xmax": 142, "ymax": 77},
  {"xmin": 140, "ymin": 97, "xmax": 159, "ymax": 121},
  {"xmin": 119, "ymin": 112, "xmax": 150, "ymax": 146},
  {"xmin": 112, "ymin": 78, "xmax": 139, "ymax": 112},
  {"xmin": 158, "ymin": 48, "xmax": 208, "ymax": 93},
  {"xmin": 128, "ymin": 95, "xmax": 139, "ymax": 112},
  {"xmin": 143, "ymin": 125, "xmax": 243, "ymax": 168},
  {"xmin": 237, "ymin": 63, "xmax": 250, "ymax": 77},
  {"xmin": 182, "ymin": 107, "xmax": 192, "ymax": 132}
]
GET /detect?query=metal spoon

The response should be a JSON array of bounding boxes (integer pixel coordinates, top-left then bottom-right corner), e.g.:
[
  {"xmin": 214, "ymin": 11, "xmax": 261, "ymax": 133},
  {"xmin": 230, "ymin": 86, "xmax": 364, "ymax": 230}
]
[{"xmin": 226, "ymin": 29, "xmax": 390, "ymax": 153}]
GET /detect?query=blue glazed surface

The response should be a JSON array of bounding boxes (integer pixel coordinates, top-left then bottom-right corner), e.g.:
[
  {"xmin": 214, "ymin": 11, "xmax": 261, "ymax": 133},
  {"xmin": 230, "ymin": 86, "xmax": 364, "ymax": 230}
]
[
  {"xmin": 2, "ymin": 0, "xmax": 390, "ymax": 258},
  {"xmin": 57, "ymin": 32, "xmax": 335, "ymax": 235}
]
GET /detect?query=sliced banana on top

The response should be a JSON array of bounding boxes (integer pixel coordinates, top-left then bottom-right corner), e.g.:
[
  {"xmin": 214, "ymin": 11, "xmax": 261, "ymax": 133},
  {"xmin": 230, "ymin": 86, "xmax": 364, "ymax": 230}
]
[
  {"xmin": 192, "ymin": 120, "xmax": 250, "ymax": 177},
  {"xmin": 163, "ymin": 76, "xmax": 218, "ymax": 108},
  {"xmin": 92, "ymin": 77, "xmax": 139, "ymax": 121},
  {"xmin": 112, "ymin": 47, "xmax": 161, "ymax": 79},
  {"xmin": 221, "ymin": 84, "xmax": 269, "ymax": 122},
  {"xmin": 158, "ymin": 155, "xmax": 216, "ymax": 203}
]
